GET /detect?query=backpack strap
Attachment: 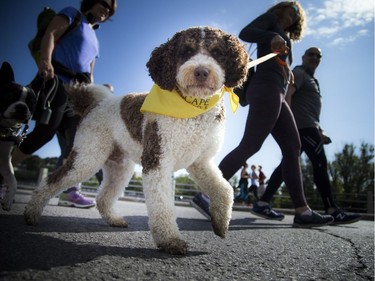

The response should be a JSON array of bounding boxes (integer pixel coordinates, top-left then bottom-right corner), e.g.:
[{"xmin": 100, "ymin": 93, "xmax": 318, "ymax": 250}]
[{"xmin": 57, "ymin": 10, "xmax": 82, "ymax": 43}]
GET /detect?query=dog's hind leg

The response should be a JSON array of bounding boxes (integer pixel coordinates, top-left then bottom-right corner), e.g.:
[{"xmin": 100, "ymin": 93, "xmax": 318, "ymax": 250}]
[
  {"xmin": 143, "ymin": 169, "xmax": 188, "ymax": 255},
  {"xmin": 96, "ymin": 156, "xmax": 135, "ymax": 228},
  {"xmin": 24, "ymin": 149, "xmax": 106, "ymax": 225},
  {"xmin": 187, "ymin": 160, "xmax": 233, "ymax": 239}
]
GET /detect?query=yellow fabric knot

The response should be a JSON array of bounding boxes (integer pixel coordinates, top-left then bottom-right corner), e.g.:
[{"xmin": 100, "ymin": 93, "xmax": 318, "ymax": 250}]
[
  {"xmin": 140, "ymin": 84, "xmax": 239, "ymax": 118},
  {"xmin": 223, "ymin": 85, "xmax": 239, "ymax": 113}
]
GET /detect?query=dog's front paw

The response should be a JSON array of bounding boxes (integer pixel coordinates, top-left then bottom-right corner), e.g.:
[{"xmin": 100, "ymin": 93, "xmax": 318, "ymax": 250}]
[
  {"xmin": 1, "ymin": 188, "xmax": 16, "ymax": 211},
  {"xmin": 108, "ymin": 217, "xmax": 129, "ymax": 228},
  {"xmin": 211, "ymin": 214, "xmax": 228, "ymax": 239},
  {"xmin": 1, "ymin": 199, "xmax": 12, "ymax": 211},
  {"xmin": 157, "ymin": 238, "xmax": 188, "ymax": 255},
  {"xmin": 24, "ymin": 205, "xmax": 41, "ymax": 225}
]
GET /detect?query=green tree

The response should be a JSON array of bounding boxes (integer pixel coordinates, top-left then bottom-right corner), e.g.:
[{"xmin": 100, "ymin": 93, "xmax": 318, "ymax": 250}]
[
  {"xmin": 329, "ymin": 143, "xmax": 374, "ymax": 194},
  {"xmin": 328, "ymin": 142, "xmax": 374, "ymax": 211},
  {"xmin": 174, "ymin": 175, "xmax": 198, "ymax": 197}
]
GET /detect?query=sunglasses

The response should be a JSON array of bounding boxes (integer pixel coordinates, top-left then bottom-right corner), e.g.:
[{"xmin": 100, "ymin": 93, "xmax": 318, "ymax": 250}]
[
  {"xmin": 291, "ymin": 4, "xmax": 299, "ymax": 14},
  {"xmin": 306, "ymin": 52, "xmax": 322, "ymax": 59},
  {"xmin": 98, "ymin": 0, "xmax": 112, "ymax": 13}
]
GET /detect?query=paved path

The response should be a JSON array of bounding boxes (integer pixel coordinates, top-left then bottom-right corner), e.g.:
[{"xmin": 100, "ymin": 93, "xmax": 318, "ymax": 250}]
[{"xmin": 0, "ymin": 193, "xmax": 373, "ymax": 281}]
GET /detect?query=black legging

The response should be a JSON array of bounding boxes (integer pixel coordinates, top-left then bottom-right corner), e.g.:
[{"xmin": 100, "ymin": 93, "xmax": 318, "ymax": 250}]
[
  {"xmin": 262, "ymin": 127, "xmax": 337, "ymax": 211},
  {"xmin": 219, "ymin": 81, "xmax": 308, "ymax": 209}
]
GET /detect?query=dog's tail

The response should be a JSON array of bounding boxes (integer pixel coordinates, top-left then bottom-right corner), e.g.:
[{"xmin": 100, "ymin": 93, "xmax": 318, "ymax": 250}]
[{"xmin": 64, "ymin": 83, "xmax": 111, "ymax": 117}]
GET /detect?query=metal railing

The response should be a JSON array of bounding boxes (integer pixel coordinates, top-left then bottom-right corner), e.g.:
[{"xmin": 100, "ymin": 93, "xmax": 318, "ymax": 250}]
[
  {"xmin": 17, "ymin": 175, "xmax": 374, "ymax": 215},
  {"xmin": 79, "ymin": 179, "xmax": 373, "ymax": 214}
]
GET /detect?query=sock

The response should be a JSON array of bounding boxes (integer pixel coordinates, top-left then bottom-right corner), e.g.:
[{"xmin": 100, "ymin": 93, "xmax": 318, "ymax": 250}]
[
  {"xmin": 257, "ymin": 201, "xmax": 269, "ymax": 207},
  {"xmin": 301, "ymin": 209, "xmax": 313, "ymax": 216},
  {"xmin": 326, "ymin": 207, "xmax": 337, "ymax": 214}
]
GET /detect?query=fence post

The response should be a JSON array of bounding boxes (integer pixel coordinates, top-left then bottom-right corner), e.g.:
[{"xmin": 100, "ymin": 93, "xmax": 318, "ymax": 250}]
[
  {"xmin": 367, "ymin": 191, "xmax": 374, "ymax": 214},
  {"xmin": 171, "ymin": 174, "xmax": 176, "ymax": 199},
  {"xmin": 37, "ymin": 168, "xmax": 48, "ymax": 186}
]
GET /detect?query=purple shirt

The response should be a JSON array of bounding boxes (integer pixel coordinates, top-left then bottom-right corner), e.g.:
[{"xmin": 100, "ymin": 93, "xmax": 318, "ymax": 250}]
[{"xmin": 53, "ymin": 7, "xmax": 99, "ymax": 83}]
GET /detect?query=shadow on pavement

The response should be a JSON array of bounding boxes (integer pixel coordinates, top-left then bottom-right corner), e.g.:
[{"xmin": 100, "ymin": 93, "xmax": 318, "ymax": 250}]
[{"xmin": 0, "ymin": 215, "xmax": 209, "ymax": 272}]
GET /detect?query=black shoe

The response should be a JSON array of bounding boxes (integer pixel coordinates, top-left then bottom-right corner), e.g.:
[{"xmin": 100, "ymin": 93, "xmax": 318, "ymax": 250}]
[
  {"xmin": 190, "ymin": 193, "xmax": 211, "ymax": 220},
  {"xmin": 250, "ymin": 202, "xmax": 285, "ymax": 221},
  {"xmin": 293, "ymin": 211, "xmax": 334, "ymax": 228},
  {"xmin": 328, "ymin": 209, "xmax": 361, "ymax": 225}
]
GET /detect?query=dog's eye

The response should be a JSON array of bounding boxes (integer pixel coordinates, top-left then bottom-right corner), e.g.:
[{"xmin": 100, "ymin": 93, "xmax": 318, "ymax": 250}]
[{"xmin": 179, "ymin": 46, "xmax": 195, "ymax": 58}]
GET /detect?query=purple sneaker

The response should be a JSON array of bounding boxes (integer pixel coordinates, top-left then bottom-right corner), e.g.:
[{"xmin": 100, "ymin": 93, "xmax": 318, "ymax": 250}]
[{"xmin": 58, "ymin": 190, "xmax": 96, "ymax": 208}]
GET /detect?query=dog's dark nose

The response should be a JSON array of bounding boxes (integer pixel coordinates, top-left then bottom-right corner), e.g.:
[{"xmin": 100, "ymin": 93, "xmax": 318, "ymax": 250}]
[
  {"xmin": 13, "ymin": 104, "xmax": 30, "ymax": 121},
  {"xmin": 194, "ymin": 67, "xmax": 209, "ymax": 82}
]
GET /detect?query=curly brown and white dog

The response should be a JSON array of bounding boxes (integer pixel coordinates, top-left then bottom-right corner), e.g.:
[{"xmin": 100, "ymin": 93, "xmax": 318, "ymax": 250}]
[{"xmin": 24, "ymin": 26, "xmax": 249, "ymax": 255}]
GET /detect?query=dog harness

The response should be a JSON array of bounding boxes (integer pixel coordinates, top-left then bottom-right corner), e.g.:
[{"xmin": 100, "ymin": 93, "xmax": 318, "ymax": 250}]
[
  {"xmin": 140, "ymin": 84, "xmax": 239, "ymax": 118},
  {"xmin": 0, "ymin": 87, "xmax": 30, "ymax": 145}
]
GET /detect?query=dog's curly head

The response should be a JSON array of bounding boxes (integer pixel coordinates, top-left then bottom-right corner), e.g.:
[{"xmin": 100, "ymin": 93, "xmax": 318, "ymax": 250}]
[
  {"xmin": 0, "ymin": 61, "xmax": 36, "ymax": 122},
  {"xmin": 146, "ymin": 27, "xmax": 249, "ymax": 94}
]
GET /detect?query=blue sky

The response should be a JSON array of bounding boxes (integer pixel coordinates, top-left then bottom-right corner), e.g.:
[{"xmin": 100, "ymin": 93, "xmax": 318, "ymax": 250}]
[{"xmin": 1, "ymin": 0, "xmax": 374, "ymax": 179}]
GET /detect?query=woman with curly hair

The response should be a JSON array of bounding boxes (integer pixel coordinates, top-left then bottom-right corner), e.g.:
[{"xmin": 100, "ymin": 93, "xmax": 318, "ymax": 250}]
[{"xmin": 212, "ymin": 1, "xmax": 333, "ymax": 227}]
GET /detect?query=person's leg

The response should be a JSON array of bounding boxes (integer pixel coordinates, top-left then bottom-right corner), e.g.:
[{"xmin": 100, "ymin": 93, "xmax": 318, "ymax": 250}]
[
  {"xmin": 250, "ymin": 162, "xmax": 285, "ymax": 220},
  {"xmin": 249, "ymin": 99, "xmax": 300, "ymax": 220},
  {"xmin": 271, "ymin": 100, "xmax": 307, "ymax": 210},
  {"xmin": 193, "ymin": 82, "xmax": 283, "ymax": 218},
  {"xmin": 95, "ymin": 170, "xmax": 103, "ymax": 185},
  {"xmin": 270, "ymin": 101, "xmax": 333, "ymax": 226},
  {"xmin": 259, "ymin": 162, "xmax": 283, "ymax": 203},
  {"xmin": 13, "ymin": 78, "xmax": 67, "ymax": 163},
  {"xmin": 248, "ymin": 185, "xmax": 259, "ymax": 201},
  {"xmin": 299, "ymin": 128, "xmax": 337, "ymax": 211},
  {"xmin": 56, "ymin": 131, "xmax": 67, "ymax": 168},
  {"xmin": 299, "ymin": 128, "xmax": 361, "ymax": 224},
  {"xmin": 58, "ymin": 113, "xmax": 95, "ymax": 208},
  {"xmin": 219, "ymin": 83, "xmax": 285, "ymax": 180}
]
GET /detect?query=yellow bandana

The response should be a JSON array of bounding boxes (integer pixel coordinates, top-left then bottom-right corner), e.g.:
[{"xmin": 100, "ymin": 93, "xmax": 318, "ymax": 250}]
[{"xmin": 140, "ymin": 84, "xmax": 239, "ymax": 118}]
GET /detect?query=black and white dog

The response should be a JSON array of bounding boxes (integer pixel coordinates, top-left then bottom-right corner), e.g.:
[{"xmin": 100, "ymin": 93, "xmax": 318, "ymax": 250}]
[{"xmin": 0, "ymin": 62, "xmax": 36, "ymax": 211}]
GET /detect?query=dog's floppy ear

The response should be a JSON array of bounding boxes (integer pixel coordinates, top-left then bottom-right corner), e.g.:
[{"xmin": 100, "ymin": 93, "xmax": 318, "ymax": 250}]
[
  {"xmin": 222, "ymin": 34, "xmax": 249, "ymax": 89},
  {"xmin": 146, "ymin": 34, "xmax": 180, "ymax": 91},
  {"xmin": 0, "ymin": 61, "xmax": 15, "ymax": 83}
]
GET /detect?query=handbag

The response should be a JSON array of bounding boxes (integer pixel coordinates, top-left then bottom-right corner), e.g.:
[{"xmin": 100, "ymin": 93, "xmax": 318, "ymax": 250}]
[{"xmin": 234, "ymin": 44, "xmax": 256, "ymax": 107}]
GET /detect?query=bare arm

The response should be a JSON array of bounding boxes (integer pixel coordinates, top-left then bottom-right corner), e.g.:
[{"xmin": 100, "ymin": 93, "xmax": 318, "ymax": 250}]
[
  {"xmin": 285, "ymin": 83, "xmax": 296, "ymax": 106},
  {"xmin": 39, "ymin": 15, "xmax": 70, "ymax": 80},
  {"xmin": 241, "ymin": 168, "xmax": 249, "ymax": 178},
  {"xmin": 89, "ymin": 60, "xmax": 95, "ymax": 83}
]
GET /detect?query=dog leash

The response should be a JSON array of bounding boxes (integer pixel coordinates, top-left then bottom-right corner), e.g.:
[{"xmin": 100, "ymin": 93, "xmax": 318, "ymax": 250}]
[
  {"xmin": 248, "ymin": 52, "xmax": 294, "ymax": 84},
  {"xmin": 248, "ymin": 52, "xmax": 278, "ymax": 68},
  {"xmin": 33, "ymin": 75, "xmax": 59, "ymax": 125}
]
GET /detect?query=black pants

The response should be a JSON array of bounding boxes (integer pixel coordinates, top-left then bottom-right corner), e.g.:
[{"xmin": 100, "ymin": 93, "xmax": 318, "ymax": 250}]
[
  {"xmin": 262, "ymin": 127, "xmax": 337, "ymax": 211},
  {"xmin": 19, "ymin": 77, "xmax": 80, "ymax": 159},
  {"xmin": 248, "ymin": 184, "xmax": 259, "ymax": 201},
  {"xmin": 219, "ymin": 81, "xmax": 307, "ymax": 209}
]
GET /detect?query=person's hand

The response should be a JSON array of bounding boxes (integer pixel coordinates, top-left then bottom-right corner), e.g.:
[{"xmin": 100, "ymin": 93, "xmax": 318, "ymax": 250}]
[
  {"xmin": 38, "ymin": 59, "xmax": 55, "ymax": 81},
  {"xmin": 319, "ymin": 127, "xmax": 332, "ymax": 145},
  {"xmin": 271, "ymin": 35, "xmax": 289, "ymax": 54}
]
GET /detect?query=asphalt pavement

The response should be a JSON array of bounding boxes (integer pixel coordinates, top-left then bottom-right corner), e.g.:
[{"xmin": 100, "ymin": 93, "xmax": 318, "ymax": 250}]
[{"xmin": 0, "ymin": 191, "xmax": 374, "ymax": 281}]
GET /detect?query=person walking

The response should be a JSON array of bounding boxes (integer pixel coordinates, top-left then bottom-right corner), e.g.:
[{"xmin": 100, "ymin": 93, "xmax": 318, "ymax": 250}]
[
  {"xmin": 234, "ymin": 163, "xmax": 251, "ymax": 205},
  {"xmin": 191, "ymin": 1, "xmax": 333, "ymax": 227},
  {"xmin": 12, "ymin": 0, "xmax": 117, "ymax": 208},
  {"xmin": 248, "ymin": 165, "xmax": 259, "ymax": 201},
  {"xmin": 250, "ymin": 47, "xmax": 361, "ymax": 224},
  {"xmin": 257, "ymin": 165, "xmax": 266, "ymax": 198}
]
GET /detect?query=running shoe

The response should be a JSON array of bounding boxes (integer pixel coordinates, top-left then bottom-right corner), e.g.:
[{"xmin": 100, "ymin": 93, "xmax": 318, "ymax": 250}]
[
  {"xmin": 250, "ymin": 202, "xmax": 285, "ymax": 221},
  {"xmin": 190, "ymin": 192, "xmax": 211, "ymax": 220},
  {"xmin": 293, "ymin": 211, "xmax": 333, "ymax": 228},
  {"xmin": 328, "ymin": 209, "xmax": 361, "ymax": 225},
  {"xmin": 58, "ymin": 189, "xmax": 96, "ymax": 208}
]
